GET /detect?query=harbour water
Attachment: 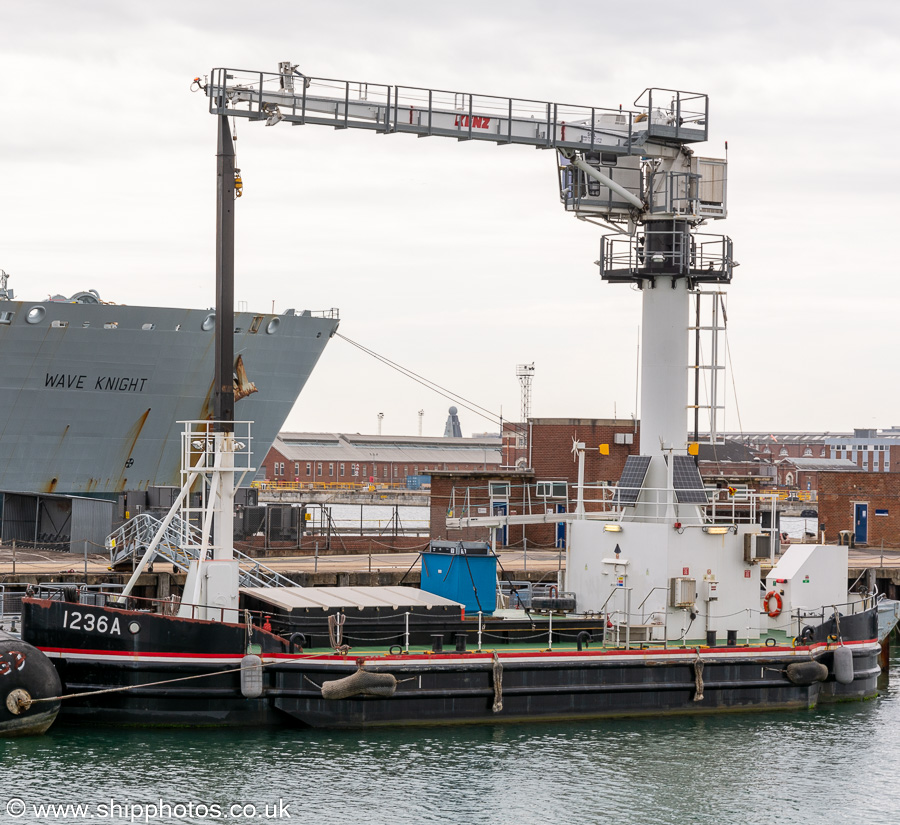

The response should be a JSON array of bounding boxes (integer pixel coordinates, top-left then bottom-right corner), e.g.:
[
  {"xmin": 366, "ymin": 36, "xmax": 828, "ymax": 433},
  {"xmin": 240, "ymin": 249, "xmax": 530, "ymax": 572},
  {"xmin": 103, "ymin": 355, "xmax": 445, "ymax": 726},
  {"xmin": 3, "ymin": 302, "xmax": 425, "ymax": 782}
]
[{"xmin": 3, "ymin": 653, "xmax": 900, "ymax": 825}]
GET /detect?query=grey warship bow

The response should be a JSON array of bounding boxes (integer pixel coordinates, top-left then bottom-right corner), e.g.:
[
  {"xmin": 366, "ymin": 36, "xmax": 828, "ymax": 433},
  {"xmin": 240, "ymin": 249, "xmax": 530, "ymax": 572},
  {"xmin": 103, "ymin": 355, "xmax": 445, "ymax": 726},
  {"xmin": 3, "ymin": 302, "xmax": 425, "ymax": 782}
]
[{"xmin": 0, "ymin": 275, "xmax": 337, "ymax": 495}]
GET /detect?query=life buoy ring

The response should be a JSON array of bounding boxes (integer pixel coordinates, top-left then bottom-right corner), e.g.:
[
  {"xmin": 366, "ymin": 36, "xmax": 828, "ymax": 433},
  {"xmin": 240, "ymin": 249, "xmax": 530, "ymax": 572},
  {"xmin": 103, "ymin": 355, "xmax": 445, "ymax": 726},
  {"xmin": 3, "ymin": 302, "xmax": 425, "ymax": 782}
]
[{"xmin": 764, "ymin": 590, "xmax": 783, "ymax": 618}]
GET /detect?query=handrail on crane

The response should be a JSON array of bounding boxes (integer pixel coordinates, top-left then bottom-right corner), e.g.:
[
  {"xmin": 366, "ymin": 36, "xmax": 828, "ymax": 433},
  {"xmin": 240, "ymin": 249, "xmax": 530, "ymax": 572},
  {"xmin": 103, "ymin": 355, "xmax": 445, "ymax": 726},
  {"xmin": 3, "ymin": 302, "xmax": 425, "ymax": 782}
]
[{"xmin": 204, "ymin": 66, "xmax": 710, "ymax": 155}]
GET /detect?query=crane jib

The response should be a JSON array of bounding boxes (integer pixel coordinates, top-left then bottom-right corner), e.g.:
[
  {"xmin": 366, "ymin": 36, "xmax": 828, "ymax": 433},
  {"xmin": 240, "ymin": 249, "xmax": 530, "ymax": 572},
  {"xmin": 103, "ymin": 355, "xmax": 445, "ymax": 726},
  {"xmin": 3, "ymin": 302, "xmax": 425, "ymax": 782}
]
[{"xmin": 204, "ymin": 69, "xmax": 710, "ymax": 155}]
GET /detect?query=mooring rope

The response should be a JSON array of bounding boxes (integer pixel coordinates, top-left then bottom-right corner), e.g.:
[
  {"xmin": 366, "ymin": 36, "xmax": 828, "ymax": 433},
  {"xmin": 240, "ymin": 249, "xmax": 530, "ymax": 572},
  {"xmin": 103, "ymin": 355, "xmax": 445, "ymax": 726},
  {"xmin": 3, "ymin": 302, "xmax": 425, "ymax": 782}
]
[
  {"xmin": 23, "ymin": 659, "xmax": 281, "ymax": 709},
  {"xmin": 492, "ymin": 651, "xmax": 503, "ymax": 713},
  {"xmin": 693, "ymin": 648, "xmax": 705, "ymax": 701}
]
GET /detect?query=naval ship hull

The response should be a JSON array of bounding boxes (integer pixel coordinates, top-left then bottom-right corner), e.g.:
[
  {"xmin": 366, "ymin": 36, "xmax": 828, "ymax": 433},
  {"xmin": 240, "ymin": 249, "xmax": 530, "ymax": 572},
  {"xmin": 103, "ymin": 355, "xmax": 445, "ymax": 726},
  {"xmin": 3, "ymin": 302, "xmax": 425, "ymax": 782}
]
[{"xmin": 0, "ymin": 298, "xmax": 338, "ymax": 495}]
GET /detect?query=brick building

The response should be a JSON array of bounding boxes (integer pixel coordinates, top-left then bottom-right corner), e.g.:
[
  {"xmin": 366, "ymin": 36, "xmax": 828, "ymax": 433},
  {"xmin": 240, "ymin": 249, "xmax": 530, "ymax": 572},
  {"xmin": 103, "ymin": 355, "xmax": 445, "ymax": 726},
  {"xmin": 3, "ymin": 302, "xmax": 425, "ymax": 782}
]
[
  {"xmin": 431, "ymin": 417, "xmax": 641, "ymax": 549},
  {"xmin": 725, "ymin": 428, "xmax": 900, "ymax": 473},
  {"xmin": 262, "ymin": 432, "xmax": 500, "ymax": 486},
  {"xmin": 817, "ymin": 471, "xmax": 900, "ymax": 547},
  {"xmin": 775, "ymin": 457, "xmax": 859, "ymax": 491}
]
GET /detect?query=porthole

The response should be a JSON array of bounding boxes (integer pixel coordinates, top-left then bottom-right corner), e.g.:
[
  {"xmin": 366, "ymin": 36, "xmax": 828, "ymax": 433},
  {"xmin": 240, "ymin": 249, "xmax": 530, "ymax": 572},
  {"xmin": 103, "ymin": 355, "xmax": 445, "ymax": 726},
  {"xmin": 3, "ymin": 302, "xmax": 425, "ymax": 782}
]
[
  {"xmin": 26, "ymin": 306, "xmax": 45, "ymax": 324},
  {"xmin": 266, "ymin": 317, "xmax": 280, "ymax": 334},
  {"xmin": 202, "ymin": 313, "xmax": 216, "ymax": 331},
  {"xmin": 128, "ymin": 621, "xmax": 141, "ymax": 634}
]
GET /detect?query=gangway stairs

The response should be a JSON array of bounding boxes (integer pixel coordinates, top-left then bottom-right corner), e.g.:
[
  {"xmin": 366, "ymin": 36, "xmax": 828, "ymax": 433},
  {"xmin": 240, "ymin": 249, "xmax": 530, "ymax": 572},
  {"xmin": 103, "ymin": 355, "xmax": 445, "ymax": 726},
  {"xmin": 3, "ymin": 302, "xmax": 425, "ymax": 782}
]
[{"xmin": 108, "ymin": 512, "xmax": 295, "ymax": 590}]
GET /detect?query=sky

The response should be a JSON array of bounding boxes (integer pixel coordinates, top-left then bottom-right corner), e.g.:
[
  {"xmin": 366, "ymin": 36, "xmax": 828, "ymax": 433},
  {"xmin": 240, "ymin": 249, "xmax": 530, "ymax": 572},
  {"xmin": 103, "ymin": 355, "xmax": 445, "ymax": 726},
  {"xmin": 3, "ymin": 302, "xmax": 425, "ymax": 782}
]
[{"xmin": 2, "ymin": 1, "xmax": 899, "ymax": 439}]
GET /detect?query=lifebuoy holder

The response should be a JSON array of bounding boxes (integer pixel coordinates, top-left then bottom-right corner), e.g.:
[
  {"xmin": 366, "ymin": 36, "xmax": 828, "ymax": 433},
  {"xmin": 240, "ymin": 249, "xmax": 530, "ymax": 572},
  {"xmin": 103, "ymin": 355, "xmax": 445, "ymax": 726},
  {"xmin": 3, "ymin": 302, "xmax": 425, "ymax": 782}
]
[{"xmin": 764, "ymin": 590, "xmax": 783, "ymax": 618}]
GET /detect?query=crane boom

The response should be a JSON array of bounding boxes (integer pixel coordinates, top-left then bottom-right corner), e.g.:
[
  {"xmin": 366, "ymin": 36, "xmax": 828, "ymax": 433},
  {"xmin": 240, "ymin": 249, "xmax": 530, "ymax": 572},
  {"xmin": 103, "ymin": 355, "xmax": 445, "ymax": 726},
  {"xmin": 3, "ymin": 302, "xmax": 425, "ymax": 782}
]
[
  {"xmin": 205, "ymin": 65, "xmax": 708, "ymax": 156},
  {"xmin": 201, "ymin": 62, "xmax": 732, "ymax": 284}
]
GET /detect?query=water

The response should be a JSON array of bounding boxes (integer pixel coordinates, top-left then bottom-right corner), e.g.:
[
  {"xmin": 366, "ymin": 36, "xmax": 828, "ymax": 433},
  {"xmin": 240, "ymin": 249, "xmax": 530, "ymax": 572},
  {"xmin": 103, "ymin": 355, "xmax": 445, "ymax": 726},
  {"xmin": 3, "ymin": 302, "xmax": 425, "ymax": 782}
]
[
  {"xmin": 314, "ymin": 503, "xmax": 429, "ymax": 534},
  {"xmin": 780, "ymin": 515, "xmax": 818, "ymax": 540},
  {"xmin": 3, "ymin": 656, "xmax": 900, "ymax": 824}
]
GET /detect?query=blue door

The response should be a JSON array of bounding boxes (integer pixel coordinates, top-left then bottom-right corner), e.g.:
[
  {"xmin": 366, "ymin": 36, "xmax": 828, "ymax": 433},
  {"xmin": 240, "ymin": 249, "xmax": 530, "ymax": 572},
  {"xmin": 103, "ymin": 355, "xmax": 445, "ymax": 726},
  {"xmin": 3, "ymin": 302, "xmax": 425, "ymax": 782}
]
[
  {"xmin": 556, "ymin": 504, "xmax": 567, "ymax": 548},
  {"xmin": 493, "ymin": 502, "xmax": 508, "ymax": 547},
  {"xmin": 854, "ymin": 503, "xmax": 868, "ymax": 544}
]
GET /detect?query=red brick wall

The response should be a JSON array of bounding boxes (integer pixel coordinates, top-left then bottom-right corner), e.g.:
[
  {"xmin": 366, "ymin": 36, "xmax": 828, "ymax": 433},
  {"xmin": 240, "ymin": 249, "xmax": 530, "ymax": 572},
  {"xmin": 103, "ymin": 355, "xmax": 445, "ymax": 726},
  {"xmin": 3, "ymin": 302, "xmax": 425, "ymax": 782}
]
[
  {"xmin": 262, "ymin": 448, "xmax": 288, "ymax": 481},
  {"xmin": 430, "ymin": 419, "xmax": 640, "ymax": 550},
  {"xmin": 817, "ymin": 471, "xmax": 900, "ymax": 547},
  {"xmin": 430, "ymin": 471, "xmax": 532, "ymax": 544}
]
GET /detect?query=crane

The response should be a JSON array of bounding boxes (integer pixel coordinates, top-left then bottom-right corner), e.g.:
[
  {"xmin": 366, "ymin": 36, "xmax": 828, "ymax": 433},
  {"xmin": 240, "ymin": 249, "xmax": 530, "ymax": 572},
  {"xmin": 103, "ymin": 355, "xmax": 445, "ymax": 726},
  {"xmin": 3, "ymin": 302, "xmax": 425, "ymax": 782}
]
[
  {"xmin": 198, "ymin": 62, "xmax": 735, "ymax": 526},
  {"xmin": 199, "ymin": 64, "xmax": 731, "ymax": 286}
]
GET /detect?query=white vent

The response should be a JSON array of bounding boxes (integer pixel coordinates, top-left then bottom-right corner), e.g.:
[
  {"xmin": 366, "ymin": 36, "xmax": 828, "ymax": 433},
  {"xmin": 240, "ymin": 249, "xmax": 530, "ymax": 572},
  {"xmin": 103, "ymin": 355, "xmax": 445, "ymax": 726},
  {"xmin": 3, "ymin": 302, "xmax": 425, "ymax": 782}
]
[
  {"xmin": 669, "ymin": 576, "xmax": 697, "ymax": 608},
  {"xmin": 743, "ymin": 533, "xmax": 774, "ymax": 563}
]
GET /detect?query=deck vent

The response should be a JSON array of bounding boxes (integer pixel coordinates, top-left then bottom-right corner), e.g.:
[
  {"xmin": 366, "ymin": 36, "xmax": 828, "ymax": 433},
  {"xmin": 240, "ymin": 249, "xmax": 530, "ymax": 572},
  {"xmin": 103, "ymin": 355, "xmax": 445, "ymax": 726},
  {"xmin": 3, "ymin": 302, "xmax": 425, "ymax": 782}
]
[
  {"xmin": 743, "ymin": 533, "xmax": 774, "ymax": 564},
  {"xmin": 669, "ymin": 576, "xmax": 697, "ymax": 608}
]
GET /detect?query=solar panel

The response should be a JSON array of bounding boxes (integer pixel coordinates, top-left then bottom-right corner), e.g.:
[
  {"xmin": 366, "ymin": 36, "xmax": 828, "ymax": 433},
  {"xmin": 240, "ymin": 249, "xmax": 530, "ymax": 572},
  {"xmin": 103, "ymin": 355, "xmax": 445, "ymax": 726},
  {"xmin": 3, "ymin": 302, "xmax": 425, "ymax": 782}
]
[
  {"xmin": 614, "ymin": 455, "xmax": 652, "ymax": 506},
  {"xmin": 672, "ymin": 454, "xmax": 709, "ymax": 504}
]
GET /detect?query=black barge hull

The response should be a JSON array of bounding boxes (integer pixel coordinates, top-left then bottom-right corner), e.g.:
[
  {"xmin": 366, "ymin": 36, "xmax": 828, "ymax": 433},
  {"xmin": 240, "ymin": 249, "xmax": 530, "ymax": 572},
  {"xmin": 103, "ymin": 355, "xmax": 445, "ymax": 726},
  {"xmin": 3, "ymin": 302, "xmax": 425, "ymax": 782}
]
[{"xmin": 21, "ymin": 598, "xmax": 883, "ymax": 728}]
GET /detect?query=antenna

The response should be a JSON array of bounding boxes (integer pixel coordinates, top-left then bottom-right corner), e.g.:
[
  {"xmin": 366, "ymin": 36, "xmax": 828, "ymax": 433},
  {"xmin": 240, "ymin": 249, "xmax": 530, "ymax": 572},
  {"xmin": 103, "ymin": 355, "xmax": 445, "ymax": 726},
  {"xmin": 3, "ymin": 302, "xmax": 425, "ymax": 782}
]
[
  {"xmin": 377, "ymin": 412, "xmax": 384, "ymax": 435},
  {"xmin": 516, "ymin": 363, "xmax": 535, "ymax": 424}
]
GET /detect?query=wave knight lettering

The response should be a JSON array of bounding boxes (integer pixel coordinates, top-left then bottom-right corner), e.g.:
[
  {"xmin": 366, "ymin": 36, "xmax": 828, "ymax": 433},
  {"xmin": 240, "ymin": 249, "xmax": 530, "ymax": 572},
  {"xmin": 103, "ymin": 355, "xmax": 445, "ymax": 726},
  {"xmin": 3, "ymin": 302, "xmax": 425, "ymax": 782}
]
[{"xmin": 45, "ymin": 374, "xmax": 149, "ymax": 392}]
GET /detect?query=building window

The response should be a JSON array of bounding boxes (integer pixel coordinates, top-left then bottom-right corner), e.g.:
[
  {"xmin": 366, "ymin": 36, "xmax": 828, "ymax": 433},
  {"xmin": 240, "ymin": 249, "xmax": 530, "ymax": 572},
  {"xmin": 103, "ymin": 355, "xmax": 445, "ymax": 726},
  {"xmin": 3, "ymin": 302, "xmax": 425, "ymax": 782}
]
[
  {"xmin": 306, "ymin": 462, "xmax": 311, "ymax": 476},
  {"xmin": 394, "ymin": 466, "xmax": 398, "ymax": 477},
  {"xmin": 803, "ymin": 447, "xmax": 812, "ymax": 457},
  {"xmin": 317, "ymin": 462, "xmax": 322, "ymax": 477},
  {"xmin": 329, "ymin": 463, "xmax": 334, "ymax": 477},
  {"xmin": 383, "ymin": 467, "xmax": 388, "ymax": 479},
  {"xmin": 352, "ymin": 463, "xmax": 359, "ymax": 477},
  {"xmin": 294, "ymin": 463, "xmax": 299, "ymax": 477},
  {"xmin": 414, "ymin": 466, "xmax": 418, "ymax": 475},
  {"xmin": 362, "ymin": 465, "xmax": 367, "ymax": 479},
  {"xmin": 779, "ymin": 448, "xmax": 788, "ymax": 456},
  {"xmin": 340, "ymin": 463, "xmax": 345, "ymax": 477},
  {"xmin": 404, "ymin": 466, "xmax": 408, "ymax": 477},
  {"xmin": 820, "ymin": 448, "xmax": 826, "ymax": 457}
]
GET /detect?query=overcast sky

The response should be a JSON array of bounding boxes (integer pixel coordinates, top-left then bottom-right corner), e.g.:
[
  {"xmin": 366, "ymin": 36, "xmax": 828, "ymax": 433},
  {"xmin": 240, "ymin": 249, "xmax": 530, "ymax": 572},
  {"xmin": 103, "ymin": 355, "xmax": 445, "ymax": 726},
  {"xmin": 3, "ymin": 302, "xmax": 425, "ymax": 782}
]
[{"xmin": 2, "ymin": 1, "xmax": 898, "ymax": 438}]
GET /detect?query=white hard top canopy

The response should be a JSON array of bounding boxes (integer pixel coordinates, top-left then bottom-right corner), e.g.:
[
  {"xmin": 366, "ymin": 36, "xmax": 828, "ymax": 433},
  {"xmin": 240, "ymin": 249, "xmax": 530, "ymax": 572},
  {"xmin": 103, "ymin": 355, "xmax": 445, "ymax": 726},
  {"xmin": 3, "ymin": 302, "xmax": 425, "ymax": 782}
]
[{"xmin": 239, "ymin": 585, "xmax": 462, "ymax": 612}]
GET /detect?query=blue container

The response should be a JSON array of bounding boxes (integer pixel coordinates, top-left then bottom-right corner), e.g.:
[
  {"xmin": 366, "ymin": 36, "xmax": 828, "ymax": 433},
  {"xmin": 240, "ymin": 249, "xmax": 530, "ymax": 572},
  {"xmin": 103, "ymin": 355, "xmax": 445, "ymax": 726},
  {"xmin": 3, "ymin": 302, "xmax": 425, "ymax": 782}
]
[{"xmin": 420, "ymin": 542, "xmax": 497, "ymax": 615}]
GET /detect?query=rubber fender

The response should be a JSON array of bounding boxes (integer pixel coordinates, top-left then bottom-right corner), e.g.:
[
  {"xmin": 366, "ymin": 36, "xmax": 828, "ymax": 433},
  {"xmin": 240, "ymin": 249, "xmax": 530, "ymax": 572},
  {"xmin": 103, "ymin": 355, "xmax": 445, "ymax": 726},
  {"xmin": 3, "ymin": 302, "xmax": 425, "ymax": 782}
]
[
  {"xmin": 785, "ymin": 660, "xmax": 829, "ymax": 686},
  {"xmin": 240, "ymin": 654, "xmax": 264, "ymax": 699},
  {"xmin": 833, "ymin": 646, "xmax": 854, "ymax": 685},
  {"xmin": 0, "ymin": 634, "xmax": 62, "ymax": 737}
]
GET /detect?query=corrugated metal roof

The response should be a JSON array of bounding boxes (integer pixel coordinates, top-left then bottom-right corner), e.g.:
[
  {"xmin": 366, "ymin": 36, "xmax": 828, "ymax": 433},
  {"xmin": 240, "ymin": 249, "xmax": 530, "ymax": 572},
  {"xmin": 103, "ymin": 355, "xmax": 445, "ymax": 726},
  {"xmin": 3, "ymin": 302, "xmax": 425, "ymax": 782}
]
[
  {"xmin": 272, "ymin": 433, "xmax": 501, "ymax": 465},
  {"xmin": 779, "ymin": 457, "xmax": 860, "ymax": 471}
]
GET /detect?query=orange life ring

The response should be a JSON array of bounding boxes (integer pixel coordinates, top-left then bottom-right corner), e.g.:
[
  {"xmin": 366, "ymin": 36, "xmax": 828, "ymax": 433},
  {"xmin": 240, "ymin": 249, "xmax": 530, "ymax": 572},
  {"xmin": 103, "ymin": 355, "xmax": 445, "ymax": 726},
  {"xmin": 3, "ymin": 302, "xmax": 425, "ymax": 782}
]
[{"xmin": 764, "ymin": 590, "xmax": 783, "ymax": 618}]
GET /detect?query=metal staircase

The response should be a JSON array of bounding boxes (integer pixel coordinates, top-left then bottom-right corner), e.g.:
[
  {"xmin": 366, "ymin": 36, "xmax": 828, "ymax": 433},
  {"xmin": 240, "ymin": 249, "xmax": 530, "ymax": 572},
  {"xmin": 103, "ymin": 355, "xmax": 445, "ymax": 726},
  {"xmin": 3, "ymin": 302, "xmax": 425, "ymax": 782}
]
[{"xmin": 108, "ymin": 512, "xmax": 295, "ymax": 590}]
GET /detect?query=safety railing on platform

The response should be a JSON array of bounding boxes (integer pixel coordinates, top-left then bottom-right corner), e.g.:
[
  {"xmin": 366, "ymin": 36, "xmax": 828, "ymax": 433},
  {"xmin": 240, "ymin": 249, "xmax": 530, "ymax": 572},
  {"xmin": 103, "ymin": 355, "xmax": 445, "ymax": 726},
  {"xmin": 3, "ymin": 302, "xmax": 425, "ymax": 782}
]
[{"xmin": 107, "ymin": 512, "xmax": 295, "ymax": 590}]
